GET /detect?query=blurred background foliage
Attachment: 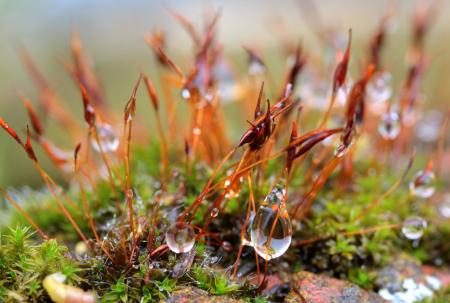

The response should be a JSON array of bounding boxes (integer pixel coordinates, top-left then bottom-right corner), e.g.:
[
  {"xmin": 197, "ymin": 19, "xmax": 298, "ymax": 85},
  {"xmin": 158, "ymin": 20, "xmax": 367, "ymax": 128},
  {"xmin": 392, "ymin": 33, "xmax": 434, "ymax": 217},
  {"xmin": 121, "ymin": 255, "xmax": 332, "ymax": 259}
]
[{"xmin": 0, "ymin": 0, "xmax": 449, "ymax": 188}]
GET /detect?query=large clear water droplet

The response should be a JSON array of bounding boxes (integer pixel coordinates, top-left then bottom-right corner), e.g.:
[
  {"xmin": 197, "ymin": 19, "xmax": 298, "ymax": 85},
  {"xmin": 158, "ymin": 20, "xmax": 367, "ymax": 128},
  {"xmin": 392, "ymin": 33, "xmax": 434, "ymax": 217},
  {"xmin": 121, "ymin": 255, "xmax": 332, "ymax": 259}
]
[
  {"xmin": 251, "ymin": 187, "xmax": 292, "ymax": 260},
  {"xmin": 165, "ymin": 222, "xmax": 196, "ymax": 253},
  {"xmin": 91, "ymin": 123, "xmax": 119, "ymax": 153},
  {"xmin": 251, "ymin": 206, "xmax": 292, "ymax": 260},
  {"xmin": 402, "ymin": 216, "xmax": 427, "ymax": 240},
  {"xmin": 409, "ymin": 170, "xmax": 436, "ymax": 198},
  {"xmin": 378, "ymin": 111, "xmax": 401, "ymax": 140}
]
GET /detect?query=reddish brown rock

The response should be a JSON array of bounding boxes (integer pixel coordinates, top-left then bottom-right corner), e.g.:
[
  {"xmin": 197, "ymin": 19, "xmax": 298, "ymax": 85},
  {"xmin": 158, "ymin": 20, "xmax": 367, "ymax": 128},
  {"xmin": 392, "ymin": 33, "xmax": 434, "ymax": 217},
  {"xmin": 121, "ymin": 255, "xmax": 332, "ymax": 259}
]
[{"xmin": 285, "ymin": 271, "xmax": 384, "ymax": 303}]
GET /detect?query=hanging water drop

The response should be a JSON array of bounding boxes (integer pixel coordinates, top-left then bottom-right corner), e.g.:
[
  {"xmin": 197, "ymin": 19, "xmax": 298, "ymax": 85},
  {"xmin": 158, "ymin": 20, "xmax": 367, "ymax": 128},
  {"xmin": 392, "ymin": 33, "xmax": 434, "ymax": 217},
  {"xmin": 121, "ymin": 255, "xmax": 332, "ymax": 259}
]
[
  {"xmin": 250, "ymin": 187, "xmax": 292, "ymax": 260},
  {"xmin": 378, "ymin": 111, "xmax": 401, "ymax": 140},
  {"xmin": 210, "ymin": 208, "xmax": 219, "ymax": 218},
  {"xmin": 91, "ymin": 123, "xmax": 119, "ymax": 153},
  {"xmin": 402, "ymin": 216, "xmax": 427, "ymax": 240},
  {"xmin": 165, "ymin": 222, "xmax": 196, "ymax": 253},
  {"xmin": 409, "ymin": 170, "xmax": 436, "ymax": 198}
]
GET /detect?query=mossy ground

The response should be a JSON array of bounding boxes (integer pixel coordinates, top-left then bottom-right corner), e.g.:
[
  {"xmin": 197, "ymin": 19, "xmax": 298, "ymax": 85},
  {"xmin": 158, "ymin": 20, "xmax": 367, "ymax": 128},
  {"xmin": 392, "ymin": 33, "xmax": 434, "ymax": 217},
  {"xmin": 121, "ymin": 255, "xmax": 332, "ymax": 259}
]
[{"xmin": 0, "ymin": 141, "xmax": 448, "ymax": 302}]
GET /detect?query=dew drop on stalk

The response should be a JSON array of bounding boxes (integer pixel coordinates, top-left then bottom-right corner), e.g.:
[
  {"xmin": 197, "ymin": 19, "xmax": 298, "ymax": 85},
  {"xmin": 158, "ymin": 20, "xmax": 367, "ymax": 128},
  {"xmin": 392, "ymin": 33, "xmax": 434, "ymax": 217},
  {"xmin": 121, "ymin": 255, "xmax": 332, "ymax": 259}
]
[
  {"xmin": 251, "ymin": 186, "xmax": 292, "ymax": 260},
  {"xmin": 378, "ymin": 111, "xmax": 401, "ymax": 140},
  {"xmin": 165, "ymin": 222, "xmax": 196, "ymax": 253},
  {"xmin": 91, "ymin": 123, "xmax": 119, "ymax": 153},
  {"xmin": 334, "ymin": 142, "xmax": 352, "ymax": 158},
  {"xmin": 402, "ymin": 216, "xmax": 427, "ymax": 240},
  {"xmin": 210, "ymin": 207, "xmax": 219, "ymax": 218},
  {"xmin": 409, "ymin": 170, "xmax": 436, "ymax": 198}
]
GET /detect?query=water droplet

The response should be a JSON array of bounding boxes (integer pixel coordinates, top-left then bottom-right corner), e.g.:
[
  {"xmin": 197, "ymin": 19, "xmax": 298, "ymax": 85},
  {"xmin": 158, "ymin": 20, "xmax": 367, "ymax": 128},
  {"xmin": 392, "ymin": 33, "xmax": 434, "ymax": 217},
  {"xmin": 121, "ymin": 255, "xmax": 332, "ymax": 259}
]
[
  {"xmin": 91, "ymin": 123, "xmax": 119, "ymax": 153},
  {"xmin": 126, "ymin": 189, "xmax": 134, "ymax": 199},
  {"xmin": 367, "ymin": 71, "xmax": 392, "ymax": 104},
  {"xmin": 409, "ymin": 170, "xmax": 436, "ymax": 198},
  {"xmin": 402, "ymin": 216, "xmax": 427, "ymax": 240},
  {"xmin": 192, "ymin": 127, "xmax": 202, "ymax": 136},
  {"xmin": 181, "ymin": 88, "xmax": 191, "ymax": 100},
  {"xmin": 264, "ymin": 185, "xmax": 286, "ymax": 204},
  {"xmin": 165, "ymin": 222, "xmax": 196, "ymax": 254},
  {"xmin": 378, "ymin": 111, "xmax": 401, "ymax": 140},
  {"xmin": 251, "ymin": 187, "xmax": 291, "ymax": 260},
  {"xmin": 334, "ymin": 143, "xmax": 351, "ymax": 158},
  {"xmin": 416, "ymin": 111, "xmax": 443, "ymax": 143},
  {"xmin": 210, "ymin": 208, "xmax": 219, "ymax": 218},
  {"xmin": 251, "ymin": 205, "xmax": 292, "ymax": 260},
  {"xmin": 248, "ymin": 61, "xmax": 265, "ymax": 76},
  {"xmin": 221, "ymin": 241, "xmax": 232, "ymax": 252},
  {"xmin": 438, "ymin": 194, "xmax": 450, "ymax": 218}
]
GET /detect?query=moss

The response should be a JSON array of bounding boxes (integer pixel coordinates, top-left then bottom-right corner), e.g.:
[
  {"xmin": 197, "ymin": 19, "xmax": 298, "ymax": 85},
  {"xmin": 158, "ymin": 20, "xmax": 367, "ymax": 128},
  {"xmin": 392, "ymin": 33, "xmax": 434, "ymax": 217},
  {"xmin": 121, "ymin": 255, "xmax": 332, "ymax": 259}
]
[{"xmin": 0, "ymin": 226, "xmax": 81, "ymax": 302}]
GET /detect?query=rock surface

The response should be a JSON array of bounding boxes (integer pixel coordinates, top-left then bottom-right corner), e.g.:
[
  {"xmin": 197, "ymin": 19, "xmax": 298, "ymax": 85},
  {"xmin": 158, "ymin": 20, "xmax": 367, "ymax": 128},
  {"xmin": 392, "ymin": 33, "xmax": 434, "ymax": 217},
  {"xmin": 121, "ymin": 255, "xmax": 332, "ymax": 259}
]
[
  {"xmin": 162, "ymin": 263, "xmax": 450, "ymax": 303},
  {"xmin": 284, "ymin": 271, "xmax": 384, "ymax": 303},
  {"xmin": 375, "ymin": 255, "xmax": 450, "ymax": 303}
]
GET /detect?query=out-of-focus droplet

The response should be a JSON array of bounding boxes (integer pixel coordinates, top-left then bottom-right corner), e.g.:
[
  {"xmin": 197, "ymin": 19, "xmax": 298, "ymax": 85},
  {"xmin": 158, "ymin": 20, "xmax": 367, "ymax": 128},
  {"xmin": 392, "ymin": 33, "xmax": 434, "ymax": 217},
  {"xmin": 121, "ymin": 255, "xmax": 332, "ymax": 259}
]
[
  {"xmin": 438, "ymin": 194, "xmax": 450, "ymax": 218},
  {"xmin": 165, "ymin": 222, "xmax": 196, "ymax": 254},
  {"xmin": 181, "ymin": 88, "xmax": 191, "ymax": 100},
  {"xmin": 251, "ymin": 187, "xmax": 292, "ymax": 260},
  {"xmin": 248, "ymin": 61, "xmax": 265, "ymax": 76},
  {"xmin": 367, "ymin": 71, "xmax": 392, "ymax": 104},
  {"xmin": 378, "ymin": 111, "xmax": 401, "ymax": 140},
  {"xmin": 416, "ymin": 111, "xmax": 443, "ymax": 143},
  {"xmin": 91, "ymin": 123, "xmax": 119, "ymax": 153},
  {"xmin": 210, "ymin": 208, "xmax": 219, "ymax": 218},
  {"xmin": 221, "ymin": 241, "xmax": 232, "ymax": 252},
  {"xmin": 409, "ymin": 170, "xmax": 436, "ymax": 198},
  {"xmin": 192, "ymin": 127, "xmax": 202, "ymax": 136},
  {"xmin": 402, "ymin": 216, "xmax": 427, "ymax": 240}
]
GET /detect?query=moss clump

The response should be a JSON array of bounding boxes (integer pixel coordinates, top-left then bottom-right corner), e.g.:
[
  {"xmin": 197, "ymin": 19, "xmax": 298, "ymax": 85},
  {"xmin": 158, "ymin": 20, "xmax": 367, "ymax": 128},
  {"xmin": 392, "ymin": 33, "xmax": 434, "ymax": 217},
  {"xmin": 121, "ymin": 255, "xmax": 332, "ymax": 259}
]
[{"xmin": 0, "ymin": 226, "xmax": 81, "ymax": 302}]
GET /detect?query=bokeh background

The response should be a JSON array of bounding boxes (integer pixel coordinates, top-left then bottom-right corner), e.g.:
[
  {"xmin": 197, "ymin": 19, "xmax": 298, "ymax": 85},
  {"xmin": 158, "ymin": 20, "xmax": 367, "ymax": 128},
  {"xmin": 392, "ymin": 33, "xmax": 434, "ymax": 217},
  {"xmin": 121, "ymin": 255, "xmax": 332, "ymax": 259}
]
[{"xmin": 0, "ymin": 0, "xmax": 449, "ymax": 188}]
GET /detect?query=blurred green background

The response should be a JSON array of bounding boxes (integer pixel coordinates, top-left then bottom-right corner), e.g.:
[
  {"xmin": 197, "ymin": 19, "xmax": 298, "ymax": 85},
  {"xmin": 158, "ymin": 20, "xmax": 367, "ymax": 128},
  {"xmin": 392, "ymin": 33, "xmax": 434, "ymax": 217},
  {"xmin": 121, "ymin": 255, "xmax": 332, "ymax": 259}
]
[{"xmin": 0, "ymin": 0, "xmax": 449, "ymax": 188}]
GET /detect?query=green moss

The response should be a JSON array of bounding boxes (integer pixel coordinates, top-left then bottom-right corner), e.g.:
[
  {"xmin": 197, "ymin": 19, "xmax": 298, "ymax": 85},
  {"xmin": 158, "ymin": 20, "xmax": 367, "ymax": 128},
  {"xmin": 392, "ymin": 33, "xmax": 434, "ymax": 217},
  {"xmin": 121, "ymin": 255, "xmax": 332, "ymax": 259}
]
[{"xmin": 0, "ymin": 226, "xmax": 81, "ymax": 302}]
